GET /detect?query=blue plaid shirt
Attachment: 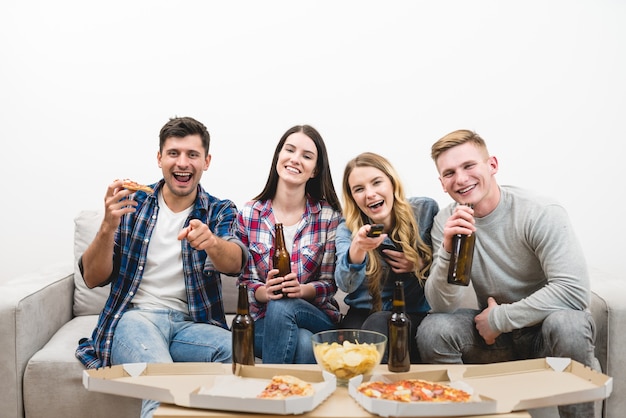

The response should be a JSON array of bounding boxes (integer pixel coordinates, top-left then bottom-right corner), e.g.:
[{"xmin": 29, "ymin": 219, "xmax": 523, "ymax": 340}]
[{"xmin": 75, "ymin": 180, "xmax": 244, "ymax": 369}]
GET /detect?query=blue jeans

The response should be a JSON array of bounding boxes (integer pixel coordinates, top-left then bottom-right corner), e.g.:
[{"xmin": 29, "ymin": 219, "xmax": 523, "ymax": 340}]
[
  {"xmin": 255, "ymin": 298, "xmax": 336, "ymax": 364},
  {"xmin": 111, "ymin": 308, "xmax": 232, "ymax": 418},
  {"xmin": 417, "ymin": 309, "xmax": 597, "ymax": 418}
]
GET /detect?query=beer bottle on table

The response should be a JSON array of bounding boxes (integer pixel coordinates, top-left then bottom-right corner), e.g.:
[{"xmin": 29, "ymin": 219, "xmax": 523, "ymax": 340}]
[
  {"xmin": 388, "ymin": 281, "xmax": 410, "ymax": 372},
  {"xmin": 232, "ymin": 283, "xmax": 255, "ymax": 373},
  {"xmin": 272, "ymin": 223, "xmax": 291, "ymax": 295},
  {"xmin": 447, "ymin": 203, "xmax": 476, "ymax": 286}
]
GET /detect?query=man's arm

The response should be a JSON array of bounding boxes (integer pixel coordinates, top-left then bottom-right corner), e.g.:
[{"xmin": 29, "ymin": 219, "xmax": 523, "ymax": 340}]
[
  {"xmin": 82, "ymin": 180, "xmax": 136, "ymax": 288},
  {"xmin": 177, "ymin": 219, "xmax": 245, "ymax": 274},
  {"xmin": 424, "ymin": 205, "xmax": 473, "ymax": 312},
  {"xmin": 81, "ymin": 222, "xmax": 117, "ymax": 288},
  {"xmin": 489, "ymin": 204, "xmax": 590, "ymax": 333}
]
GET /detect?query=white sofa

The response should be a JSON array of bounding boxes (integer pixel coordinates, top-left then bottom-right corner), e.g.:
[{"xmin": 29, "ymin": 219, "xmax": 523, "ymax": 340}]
[{"xmin": 0, "ymin": 210, "xmax": 623, "ymax": 418}]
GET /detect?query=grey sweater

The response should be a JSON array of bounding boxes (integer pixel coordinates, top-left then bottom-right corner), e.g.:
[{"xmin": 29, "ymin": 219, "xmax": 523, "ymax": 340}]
[{"xmin": 425, "ymin": 185, "xmax": 590, "ymax": 333}]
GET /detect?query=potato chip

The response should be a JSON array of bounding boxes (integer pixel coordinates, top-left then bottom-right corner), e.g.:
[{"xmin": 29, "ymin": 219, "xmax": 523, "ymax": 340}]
[{"xmin": 313, "ymin": 339, "xmax": 382, "ymax": 380}]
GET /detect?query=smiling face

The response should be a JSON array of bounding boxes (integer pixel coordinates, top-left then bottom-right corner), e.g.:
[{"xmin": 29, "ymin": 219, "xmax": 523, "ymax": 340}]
[
  {"xmin": 436, "ymin": 141, "xmax": 499, "ymax": 216},
  {"xmin": 276, "ymin": 131, "xmax": 318, "ymax": 187},
  {"xmin": 157, "ymin": 133, "xmax": 211, "ymax": 211},
  {"xmin": 347, "ymin": 165, "xmax": 395, "ymax": 226}
]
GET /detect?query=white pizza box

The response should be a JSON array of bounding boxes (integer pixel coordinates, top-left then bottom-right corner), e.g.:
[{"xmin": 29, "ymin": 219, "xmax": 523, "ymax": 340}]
[
  {"xmin": 348, "ymin": 357, "xmax": 612, "ymax": 417},
  {"xmin": 349, "ymin": 367, "xmax": 498, "ymax": 417},
  {"xmin": 189, "ymin": 365, "xmax": 336, "ymax": 414},
  {"xmin": 83, "ymin": 362, "xmax": 336, "ymax": 415}
]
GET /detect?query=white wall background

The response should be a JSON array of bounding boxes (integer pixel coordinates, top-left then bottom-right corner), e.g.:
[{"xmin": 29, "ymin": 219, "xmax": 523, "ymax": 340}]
[{"xmin": 1, "ymin": 1, "xmax": 623, "ymax": 282}]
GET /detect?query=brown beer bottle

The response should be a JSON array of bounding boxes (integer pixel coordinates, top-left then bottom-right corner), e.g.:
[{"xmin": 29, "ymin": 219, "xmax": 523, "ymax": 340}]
[
  {"xmin": 447, "ymin": 203, "xmax": 476, "ymax": 286},
  {"xmin": 232, "ymin": 283, "xmax": 255, "ymax": 373},
  {"xmin": 272, "ymin": 223, "xmax": 291, "ymax": 295},
  {"xmin": 388, "ymin": 281, "xmax": 410, "ymax": 372}
]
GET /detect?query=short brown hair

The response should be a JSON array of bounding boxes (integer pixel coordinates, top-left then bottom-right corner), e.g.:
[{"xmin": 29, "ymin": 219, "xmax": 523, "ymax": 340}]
[
  {"xmin": 159, "ymin": 117, "xmax": 211, "ymax": 156},
  {"xmin": 431, "ymin": 129, "xmax": 488, "ymax": 162}
]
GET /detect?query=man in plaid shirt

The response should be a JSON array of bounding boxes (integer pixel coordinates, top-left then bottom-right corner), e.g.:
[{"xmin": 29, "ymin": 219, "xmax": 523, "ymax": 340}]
[{"xmin": 76, "ymin": 117, "xmax": 246, "ymax": 418}]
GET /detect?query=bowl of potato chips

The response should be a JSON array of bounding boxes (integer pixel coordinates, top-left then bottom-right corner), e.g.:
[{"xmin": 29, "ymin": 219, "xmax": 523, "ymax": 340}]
[{"xmin": 311, "ymin": 329, "xmax": 386, "ymax": 385}]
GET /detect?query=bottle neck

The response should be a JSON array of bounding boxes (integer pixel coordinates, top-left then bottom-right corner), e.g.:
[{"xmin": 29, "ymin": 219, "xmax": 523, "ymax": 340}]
[
  {"xmin": 237, "ymin": 284, "xmax": 249, "ymax": 315},
  {"xmin": 392, "ymin": 281, "xmax": 405, "ymax": 313},
  {"xmin": 275, "ymin": 223, "xmax": 286, "ymax": 249}
]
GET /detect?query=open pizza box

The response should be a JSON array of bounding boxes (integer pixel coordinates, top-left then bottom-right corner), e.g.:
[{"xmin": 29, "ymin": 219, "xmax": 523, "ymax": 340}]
[
  {"xmin": 348, "ymin": 357, "xmax": 612, "ymax": 417},
  {"xmin": 83, "ymin": 362, "xmax": 336, "ymax": 415}
]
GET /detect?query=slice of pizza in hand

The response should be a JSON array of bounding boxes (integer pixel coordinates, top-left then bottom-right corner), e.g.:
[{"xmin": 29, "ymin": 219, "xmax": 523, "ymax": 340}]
[
  {"xmin": 121, "ymin": 179, "xmax": 154, "ymax": 194},
  {"xmin": 257, "ymin": 375, "xmax": 315, "ymax": 399}
]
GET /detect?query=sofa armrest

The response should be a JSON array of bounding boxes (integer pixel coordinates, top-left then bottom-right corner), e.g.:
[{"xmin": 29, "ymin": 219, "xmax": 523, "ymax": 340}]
[
  {"xmin": 589, "ymin": 267, "xmax": 625, "ymax": 418},
  {"xmin": 0, "ymin": 264, "xmax": 74, "ymax": 418}
]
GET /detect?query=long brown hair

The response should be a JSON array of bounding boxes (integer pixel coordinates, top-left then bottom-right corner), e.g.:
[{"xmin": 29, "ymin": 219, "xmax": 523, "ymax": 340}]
[{"xmin": 254, "ymin": 125, "xmax": 341, "ymax": 212}]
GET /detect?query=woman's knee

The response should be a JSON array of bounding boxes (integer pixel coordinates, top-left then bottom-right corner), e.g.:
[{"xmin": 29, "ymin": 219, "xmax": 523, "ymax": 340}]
[{"xmin": 265, "ymin": 298, "xmax": 297, "ymax": 320}]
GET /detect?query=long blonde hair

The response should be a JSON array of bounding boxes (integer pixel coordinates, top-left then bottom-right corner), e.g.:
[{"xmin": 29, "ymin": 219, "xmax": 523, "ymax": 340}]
[{"xmin": 342, "ymin": 152, "xmax": 432, "ymax": 311}]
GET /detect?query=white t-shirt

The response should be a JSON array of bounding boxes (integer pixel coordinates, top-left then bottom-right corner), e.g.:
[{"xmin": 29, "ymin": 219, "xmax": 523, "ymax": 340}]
[
  {"xmin": 132, "ymin": 193, "xmax": 193, "ymax": 314},
  {"xmin": 282, "ymin": 222, "xmax": 298, "ymax": 256}
]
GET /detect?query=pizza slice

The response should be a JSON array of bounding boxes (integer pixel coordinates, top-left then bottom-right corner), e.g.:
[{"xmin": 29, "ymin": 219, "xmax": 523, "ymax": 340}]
[
  {"xmin": 257, "ymin": 375, "xmax": 315, "ymax": 399},
  {"xmin": 121, "ymin": 179, "xmax": 154, "ymax": 194}
]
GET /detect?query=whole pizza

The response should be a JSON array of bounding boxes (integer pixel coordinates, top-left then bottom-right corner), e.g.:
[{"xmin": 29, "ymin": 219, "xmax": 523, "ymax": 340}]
[{"xmin": 357, "ymin": 379, "xmax": 471, "ymax": 403}]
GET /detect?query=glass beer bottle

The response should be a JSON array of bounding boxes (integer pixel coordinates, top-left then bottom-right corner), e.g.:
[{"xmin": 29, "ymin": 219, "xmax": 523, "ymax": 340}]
[
  {"xmin": 388, "ymin": 281, "xmax": 410, "ymax": 372},
  {"xmin": 272, "ymin": 223, "xmax": 291, "ymax": 295},
  {"xmin": 232, "ymin": 283, "xmax": 255, "ymax": 373},
  {"xmin": 447, "ymin": 203, "xmax": 476, "ymax": 286}
]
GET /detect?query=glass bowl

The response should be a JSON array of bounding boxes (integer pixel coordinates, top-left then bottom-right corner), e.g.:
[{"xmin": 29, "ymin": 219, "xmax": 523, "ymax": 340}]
[{"xmin": 311, "ymin": 329, "xmax": 386, "ymax": 385}]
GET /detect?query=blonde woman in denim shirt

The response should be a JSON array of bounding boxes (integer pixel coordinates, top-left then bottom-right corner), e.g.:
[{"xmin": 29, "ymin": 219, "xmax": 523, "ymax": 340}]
[{"xmin": 335, "ymin": 152, "xmax": 438, "ymax": 363}]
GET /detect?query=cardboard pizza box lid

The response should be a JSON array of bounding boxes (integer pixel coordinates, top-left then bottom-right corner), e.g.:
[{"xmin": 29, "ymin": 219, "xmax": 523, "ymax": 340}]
[
  {"xmin": 83, "ymin": 362, "xmax": 226, "ymax": 406},
  {"xmin": 463, "ymin": 357, "xmax": 612, "ymax": 412},
  {"xmin": 83, "ymin": 362, "xmax": 336, "ymax": 415}
]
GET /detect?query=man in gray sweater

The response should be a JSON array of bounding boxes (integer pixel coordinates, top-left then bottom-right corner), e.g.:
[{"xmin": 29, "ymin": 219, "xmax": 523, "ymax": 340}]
[{"xmin": 417, "ymin": 129, "xmax": 597, "ymax": 418}]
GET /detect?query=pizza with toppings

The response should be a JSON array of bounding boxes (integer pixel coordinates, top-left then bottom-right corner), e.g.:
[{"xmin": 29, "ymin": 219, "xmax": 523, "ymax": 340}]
[
  {"xmin": 257, "ymin": 375, "xmax": 315, "ymax": 399},
  {"xmin": 357, "ymin": 379, "xmax": 471, "ymax": 403},
  {"xmin": 121, "ymin": 179, "xmax": 154, "ymax": 194}
]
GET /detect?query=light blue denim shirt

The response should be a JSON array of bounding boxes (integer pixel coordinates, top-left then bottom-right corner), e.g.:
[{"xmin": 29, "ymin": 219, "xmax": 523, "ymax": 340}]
[{"xmin": 334, "ymin": 196, "xmax": 439, "ymax": 313}]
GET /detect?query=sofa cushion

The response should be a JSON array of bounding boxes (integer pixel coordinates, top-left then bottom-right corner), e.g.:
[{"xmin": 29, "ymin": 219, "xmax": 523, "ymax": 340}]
[
  {"xmin": 222, "ymin": 274, "xmax": 238, "ymax": 314},
  {"xmin": 73, "ymin": 210, "xmax": 109, "ymax": 317},
  {"xmin": 23, "ymin": 315, "xmax": 140, "ymax": 418}
]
